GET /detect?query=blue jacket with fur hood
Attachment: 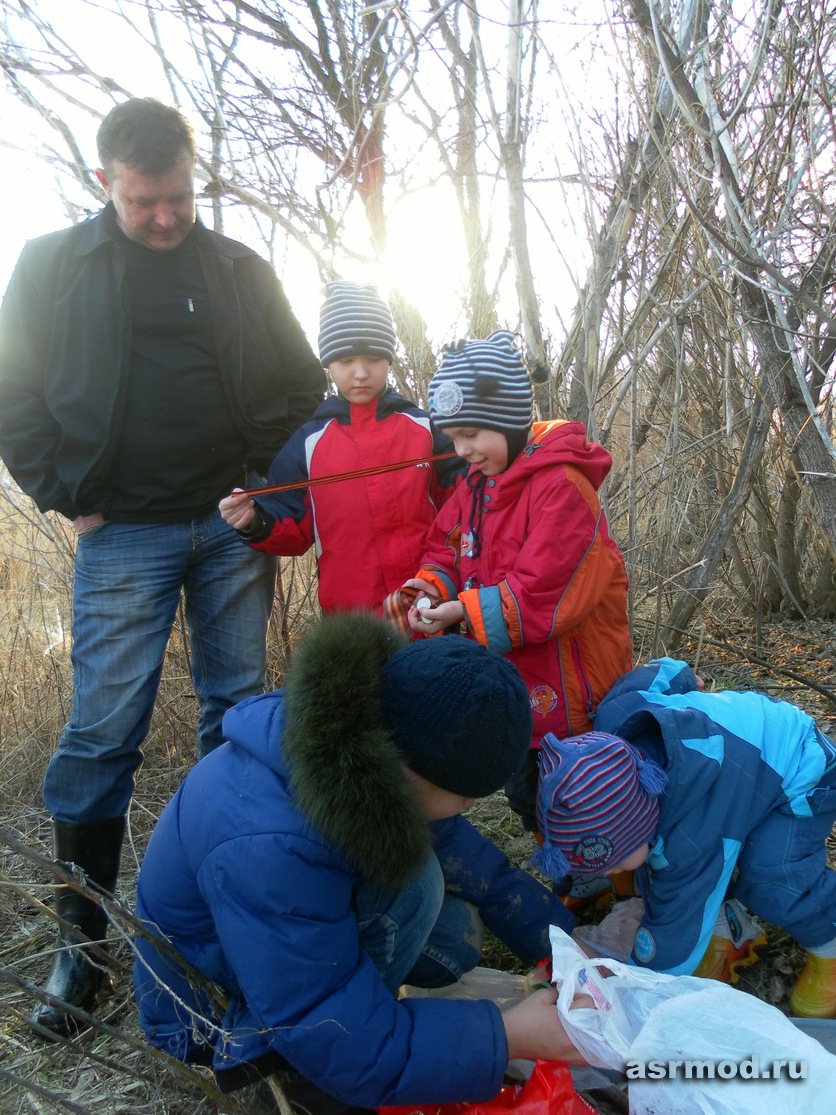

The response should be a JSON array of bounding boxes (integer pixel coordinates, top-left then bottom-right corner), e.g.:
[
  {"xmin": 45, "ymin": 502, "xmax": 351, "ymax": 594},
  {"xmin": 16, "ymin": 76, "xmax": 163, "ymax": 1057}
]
[{"xmin": 133, "ymin": 618, "xmax": 570, "ymax": 1105}]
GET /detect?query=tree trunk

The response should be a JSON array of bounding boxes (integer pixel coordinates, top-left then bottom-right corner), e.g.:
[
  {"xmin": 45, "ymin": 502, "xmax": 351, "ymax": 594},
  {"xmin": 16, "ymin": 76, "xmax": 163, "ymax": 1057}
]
[{"xmin": 661, "ymin": 395, "xmax": 770, "ymax": 647}]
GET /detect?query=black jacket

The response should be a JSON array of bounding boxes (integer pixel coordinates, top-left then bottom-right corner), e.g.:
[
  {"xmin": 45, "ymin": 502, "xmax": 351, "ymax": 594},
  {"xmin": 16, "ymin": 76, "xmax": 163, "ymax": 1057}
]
[{"xmin": 0, "ymin": 205, "xmax": 326, "ymax": 518}]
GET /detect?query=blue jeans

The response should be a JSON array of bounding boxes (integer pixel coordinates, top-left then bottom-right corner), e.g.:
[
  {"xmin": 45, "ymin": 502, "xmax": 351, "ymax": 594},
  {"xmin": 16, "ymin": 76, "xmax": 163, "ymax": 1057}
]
[
  {"xmin": 353, "ymin": 853, "xmax": 485, "ymax": 992},
  {"xmin": 43, "ymin": 511, "xmax": 276, "ymax": 823}
]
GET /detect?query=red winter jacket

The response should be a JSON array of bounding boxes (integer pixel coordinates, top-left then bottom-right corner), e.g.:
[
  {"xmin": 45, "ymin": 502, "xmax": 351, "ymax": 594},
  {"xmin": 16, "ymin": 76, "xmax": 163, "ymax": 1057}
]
[
  {"xmin": 246, "ymin": 389, "xmax": 464, "ymax": 614},
  {"xmin": 416, "ymin": 419, "xmax": 632, "ymax": 746}
]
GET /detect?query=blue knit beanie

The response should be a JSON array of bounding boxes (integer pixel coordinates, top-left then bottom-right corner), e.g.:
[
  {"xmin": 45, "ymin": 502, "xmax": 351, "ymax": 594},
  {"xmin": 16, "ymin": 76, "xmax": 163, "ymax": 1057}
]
[
  {"xmin": 379, "ymin": 635, "xmax": 531, "ymax": 798},
  {"xmin": 318, "ymin": 280, "xmax": 396, "ymax": 366},
  {"xmin": 428, "ymin": 331, "xmax": 533, "ymax": 438},
  {"xmin": 532, "ymin": 730, "xmax": 667, "ymax": 879}
]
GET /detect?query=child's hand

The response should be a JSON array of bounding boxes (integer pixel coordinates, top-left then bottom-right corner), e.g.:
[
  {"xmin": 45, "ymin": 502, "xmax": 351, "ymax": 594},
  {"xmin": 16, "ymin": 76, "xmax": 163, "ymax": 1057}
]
[
  {"xmin": 400, "ymin": 578, "xmax": 437, "ymax": 631},
  {"xmin": 401, "ymin": 577, "xmax": 437, "ymax": 598},
  {"xmin": 408, "ymin": 598, "xmax": 465, "ymax": 634},
  {"xmin": 399, "ymin": 578, "xmax": 467, "ymax": 633},
  {"xmin": 219, "ymin": 488, "xmax": 255, "ymax": 531}
]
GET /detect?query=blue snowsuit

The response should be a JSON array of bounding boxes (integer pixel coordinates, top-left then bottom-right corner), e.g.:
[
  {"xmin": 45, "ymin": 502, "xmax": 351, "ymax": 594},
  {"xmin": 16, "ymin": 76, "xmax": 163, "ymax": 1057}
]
[{"xmin": 594, "ymin": 657, "xmax": 836, "ymax": 974}]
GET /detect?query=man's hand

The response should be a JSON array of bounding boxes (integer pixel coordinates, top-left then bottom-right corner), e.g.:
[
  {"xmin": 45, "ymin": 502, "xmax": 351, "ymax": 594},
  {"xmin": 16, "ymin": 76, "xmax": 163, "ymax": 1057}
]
[
  {"xmin": 219, "ymin": 488, "xmax": 255, "ymax": 531},
  {"xmin": 501, "ymin": 988, "xmax": 588, "ymax": 1066},
  {"xmin": 73, "ymin": 512, "xmax": 104, "ymax": 535}
]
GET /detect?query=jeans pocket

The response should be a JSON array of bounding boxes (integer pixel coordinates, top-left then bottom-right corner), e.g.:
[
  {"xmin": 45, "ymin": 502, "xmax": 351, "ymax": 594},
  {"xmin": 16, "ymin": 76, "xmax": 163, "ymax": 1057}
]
[{"xmin": 76, "ymin": 519, "xmax": 107, "ymax": 539}]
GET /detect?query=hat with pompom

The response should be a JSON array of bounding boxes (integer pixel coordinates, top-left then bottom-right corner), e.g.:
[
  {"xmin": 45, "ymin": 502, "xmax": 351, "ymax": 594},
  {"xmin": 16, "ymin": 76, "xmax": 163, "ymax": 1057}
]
[{"xmin": 532, "ymin": 730, "xmax": 666, "ymax": 879}]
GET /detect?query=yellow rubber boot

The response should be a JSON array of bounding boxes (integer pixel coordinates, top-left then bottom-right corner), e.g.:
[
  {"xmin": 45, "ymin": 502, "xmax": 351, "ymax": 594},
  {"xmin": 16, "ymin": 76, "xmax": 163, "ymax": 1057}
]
[
  {"xmin": 693, "ymin": 932, "xmax": 767, "ymax": 983},
  {"xmin": 692, "ymin": 899, "xmax": 767, "ymax": 984},
  {"xmin": 790, "ymin": 953, "xmax": 836, "ymax": 1018}
]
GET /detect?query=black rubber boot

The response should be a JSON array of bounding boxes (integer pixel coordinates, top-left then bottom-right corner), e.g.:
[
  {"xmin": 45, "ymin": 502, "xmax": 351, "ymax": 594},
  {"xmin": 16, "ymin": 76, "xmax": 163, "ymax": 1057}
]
[{"xmin": 30, "ymin": 816, "xmax": 126, "ymax": 1039}]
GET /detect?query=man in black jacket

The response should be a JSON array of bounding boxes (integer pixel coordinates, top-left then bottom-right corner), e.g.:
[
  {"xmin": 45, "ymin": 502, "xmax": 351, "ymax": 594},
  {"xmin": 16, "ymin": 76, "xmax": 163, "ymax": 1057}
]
[{"xmin": 0, "ymin": 98, "xmax": 326, "ymax": 1037}]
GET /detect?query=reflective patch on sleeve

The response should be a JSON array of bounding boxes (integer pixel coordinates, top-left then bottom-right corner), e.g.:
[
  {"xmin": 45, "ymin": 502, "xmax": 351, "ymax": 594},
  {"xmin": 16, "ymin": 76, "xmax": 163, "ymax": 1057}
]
[{"xmin": 633, "ymin": 926, "xmax": 656, "ymax": 964}]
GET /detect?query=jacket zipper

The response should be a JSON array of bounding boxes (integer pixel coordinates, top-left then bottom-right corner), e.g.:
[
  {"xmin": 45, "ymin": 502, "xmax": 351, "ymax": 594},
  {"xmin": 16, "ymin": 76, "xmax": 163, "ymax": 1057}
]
[{"xmin": 571, "ymin": 636, "xmax": 595, "ymax": 721}]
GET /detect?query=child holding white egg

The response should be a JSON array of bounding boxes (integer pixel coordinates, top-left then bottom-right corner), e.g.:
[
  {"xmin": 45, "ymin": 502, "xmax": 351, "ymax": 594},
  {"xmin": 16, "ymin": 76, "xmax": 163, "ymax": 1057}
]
[{"xmin": 397, "ymin": 331, "xmax": 632, "ymax": 834}]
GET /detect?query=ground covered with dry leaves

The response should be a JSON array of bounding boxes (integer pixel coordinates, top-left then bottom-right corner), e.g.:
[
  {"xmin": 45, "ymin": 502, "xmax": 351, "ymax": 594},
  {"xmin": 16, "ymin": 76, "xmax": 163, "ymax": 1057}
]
[{"xmin": 2, "ymin": 614, "xmax": 835, "ymax": 1114}]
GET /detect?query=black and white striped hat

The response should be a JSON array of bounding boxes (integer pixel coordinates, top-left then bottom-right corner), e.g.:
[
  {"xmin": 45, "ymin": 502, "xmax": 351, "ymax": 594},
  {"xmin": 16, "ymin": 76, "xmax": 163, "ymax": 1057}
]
[
  {"xmin": 428, "ymin": 331, "xmax": 533, "ymax": 435},
  {"xmin": 318, "ymin": 280, "xmax": 397, "ymax": 366}
]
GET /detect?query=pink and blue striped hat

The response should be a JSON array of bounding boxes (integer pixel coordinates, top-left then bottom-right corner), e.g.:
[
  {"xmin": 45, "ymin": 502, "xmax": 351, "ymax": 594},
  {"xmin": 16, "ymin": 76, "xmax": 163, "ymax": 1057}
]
[{"xmin": 532, "ymin": 730, "xmax": 667, "ymax": 879}]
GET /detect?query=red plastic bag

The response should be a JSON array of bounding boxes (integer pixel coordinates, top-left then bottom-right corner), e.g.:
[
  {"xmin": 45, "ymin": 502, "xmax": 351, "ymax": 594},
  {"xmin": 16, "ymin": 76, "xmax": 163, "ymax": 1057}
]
[{"xmin": 379, "ymin": 1060, "xmax": 595, "ymax": 1115}]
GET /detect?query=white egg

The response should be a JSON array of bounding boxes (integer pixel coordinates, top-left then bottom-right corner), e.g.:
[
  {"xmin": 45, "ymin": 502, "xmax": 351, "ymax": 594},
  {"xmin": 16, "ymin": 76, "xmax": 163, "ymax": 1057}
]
[{"xmin": 415, "ymin": 596, "xmax": 435, "ymax": 623}]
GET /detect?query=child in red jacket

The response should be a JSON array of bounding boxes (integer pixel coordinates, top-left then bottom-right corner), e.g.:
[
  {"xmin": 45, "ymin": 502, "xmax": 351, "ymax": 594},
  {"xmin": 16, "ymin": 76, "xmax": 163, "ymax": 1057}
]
[
  {"xmin": 399, "ymin": 331, "xmax": 632, "ymax": 834},
  {"xmin": 220, "ymin": 281, "xmax": 464, "ymax": 615}
]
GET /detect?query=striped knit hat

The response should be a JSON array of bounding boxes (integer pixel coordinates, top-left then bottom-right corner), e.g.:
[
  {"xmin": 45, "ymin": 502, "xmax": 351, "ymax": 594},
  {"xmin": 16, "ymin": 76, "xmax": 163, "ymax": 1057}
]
[
  {"xmin": 428, "ymin": 331, "xmax": 533, "ymax": 438},
  {"xmin": 532, "ymin": 730, "xmax": 667, "ymax": 879},
  {"xmin": 318, "ymin": 280, "xmax": 397, "ymax": 366}
]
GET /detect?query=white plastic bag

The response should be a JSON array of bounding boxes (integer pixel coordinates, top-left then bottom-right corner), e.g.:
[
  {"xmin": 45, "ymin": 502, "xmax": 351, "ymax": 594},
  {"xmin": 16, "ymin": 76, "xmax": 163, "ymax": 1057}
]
[
  {"xmin": 628, "ymin": 987, "xmax": 836, "ymax": 1114},
  {"xmin": 573, "ymin": 897, "xmax": 644, "ymax": 963},
  {"xmin": 554, "ymin": 949, "xmax": 677, "ymax": 1070},
  {"xmin": 549, "ymin": 925, "xmax": 836, "ymax": 1115}
]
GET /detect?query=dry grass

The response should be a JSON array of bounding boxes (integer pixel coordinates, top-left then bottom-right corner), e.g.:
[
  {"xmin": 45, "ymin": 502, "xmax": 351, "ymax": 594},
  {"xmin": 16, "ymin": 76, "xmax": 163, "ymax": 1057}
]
[
  {"xmin": 0, "ymin": 486, "xmax": 321, "ymax": 1113},
  {"xmin": 1, "ymin": 483, "xmax": 835, "ymax": 1113}
]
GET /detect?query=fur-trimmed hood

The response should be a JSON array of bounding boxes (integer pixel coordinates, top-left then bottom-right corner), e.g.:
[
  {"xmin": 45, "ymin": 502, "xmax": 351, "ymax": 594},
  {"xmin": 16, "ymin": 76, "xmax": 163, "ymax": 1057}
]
[
  {"xmin": 222, "ymin": 612, "xmax": 533, "ymax": 890},
  {"xmin": 134, "ymin": 610, "xmax": 568, "ymax": 1096},
  {"xmin": 223, "ymin": 613, "xmax": 431, "ymax": 888}
]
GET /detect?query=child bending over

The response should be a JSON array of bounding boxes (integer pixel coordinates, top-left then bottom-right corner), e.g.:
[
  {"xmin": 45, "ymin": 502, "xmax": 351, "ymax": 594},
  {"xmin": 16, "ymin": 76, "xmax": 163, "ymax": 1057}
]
[{"xmin": 534, "ymin": 656, "xmax": 836, "ymax": 1018}]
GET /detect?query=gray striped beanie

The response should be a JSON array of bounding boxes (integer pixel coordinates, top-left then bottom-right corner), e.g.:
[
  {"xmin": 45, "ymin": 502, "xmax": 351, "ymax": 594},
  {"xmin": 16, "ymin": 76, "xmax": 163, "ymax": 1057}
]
[
  {"xmin": 318, "ymin": 280, "xmax": 396, "ymax": 366},
  {"xmin": 428, "ymin": 330, "xmax": 533, "ymax": 435}
]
